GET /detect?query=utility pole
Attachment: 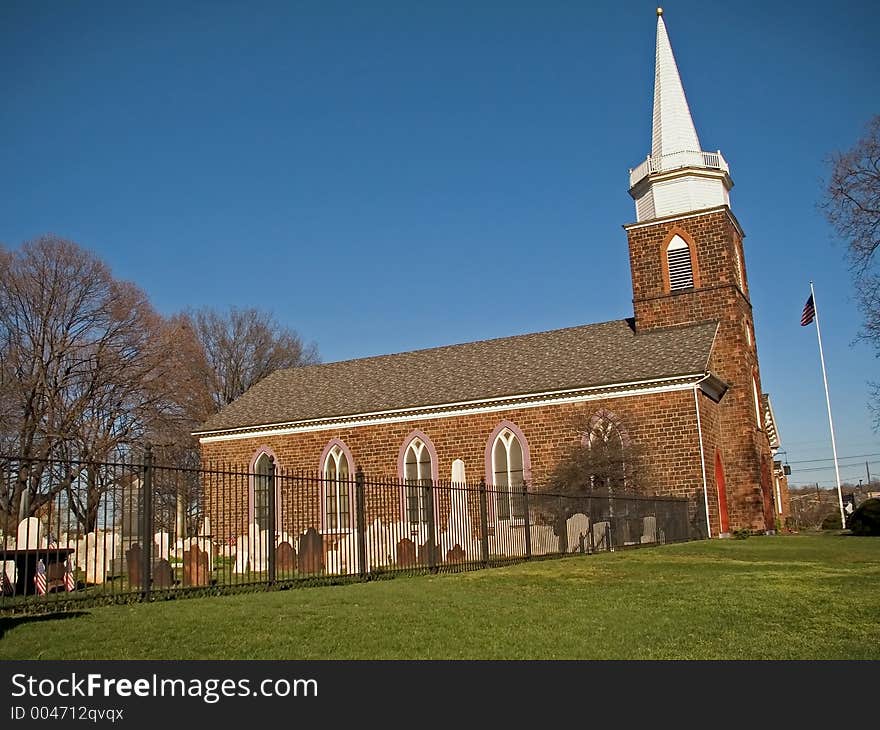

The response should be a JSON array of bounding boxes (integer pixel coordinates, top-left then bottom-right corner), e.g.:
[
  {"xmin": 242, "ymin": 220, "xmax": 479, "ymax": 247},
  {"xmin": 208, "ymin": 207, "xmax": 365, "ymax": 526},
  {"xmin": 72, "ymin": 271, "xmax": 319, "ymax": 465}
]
[{"xmin": 867, "ymin": 461, "xmax": 872, "ymax": 488}]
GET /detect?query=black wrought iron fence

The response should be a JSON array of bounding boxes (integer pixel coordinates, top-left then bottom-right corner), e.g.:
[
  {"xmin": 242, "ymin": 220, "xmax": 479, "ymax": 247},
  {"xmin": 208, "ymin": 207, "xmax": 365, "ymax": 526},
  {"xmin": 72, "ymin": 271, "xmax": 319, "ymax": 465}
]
[{"xmin": 1, "ymin": 449, "xmax": 692, "ymax": 613}]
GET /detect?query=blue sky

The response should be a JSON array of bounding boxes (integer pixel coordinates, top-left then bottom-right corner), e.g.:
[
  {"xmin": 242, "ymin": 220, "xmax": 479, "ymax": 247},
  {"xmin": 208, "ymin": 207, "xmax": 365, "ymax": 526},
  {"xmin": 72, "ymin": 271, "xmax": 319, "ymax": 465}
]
[{"xmin": 2, "ymin": 1, "xmax": 879, "ymax": 490}]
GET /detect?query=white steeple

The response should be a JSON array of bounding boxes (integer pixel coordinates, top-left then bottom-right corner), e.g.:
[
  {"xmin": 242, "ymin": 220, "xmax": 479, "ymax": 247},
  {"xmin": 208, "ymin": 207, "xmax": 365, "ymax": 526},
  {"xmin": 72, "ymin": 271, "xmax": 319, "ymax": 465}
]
[
  {"xmin": 651, "ymin": 10, "xmax": 701, "ymax": 159},
  {"xmin": 629, "ymin": 9, "xmax": 733, "ymax": 222}
]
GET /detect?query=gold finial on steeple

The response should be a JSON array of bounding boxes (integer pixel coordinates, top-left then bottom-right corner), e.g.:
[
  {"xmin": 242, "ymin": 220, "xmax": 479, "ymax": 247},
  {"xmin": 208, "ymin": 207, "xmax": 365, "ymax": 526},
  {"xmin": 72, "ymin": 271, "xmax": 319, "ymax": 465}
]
[{"xmin": 657, "ymin": 7, "xmax": 663, "ymax": 16}]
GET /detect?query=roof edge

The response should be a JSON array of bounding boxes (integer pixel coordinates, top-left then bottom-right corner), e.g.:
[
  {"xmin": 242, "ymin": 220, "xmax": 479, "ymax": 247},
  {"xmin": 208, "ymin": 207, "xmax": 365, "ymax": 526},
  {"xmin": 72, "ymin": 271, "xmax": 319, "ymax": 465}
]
[{"xmin": 194, "ymin": 372, "xmax": 708, "ymax": 440}]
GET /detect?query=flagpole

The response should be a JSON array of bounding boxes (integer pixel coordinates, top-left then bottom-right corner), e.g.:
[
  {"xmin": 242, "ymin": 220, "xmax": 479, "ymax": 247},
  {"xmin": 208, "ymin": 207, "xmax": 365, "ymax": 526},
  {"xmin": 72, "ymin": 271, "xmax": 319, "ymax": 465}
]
[{"xmin": 810, "ymin": 281, "xmax": 846, "ymax": 529}]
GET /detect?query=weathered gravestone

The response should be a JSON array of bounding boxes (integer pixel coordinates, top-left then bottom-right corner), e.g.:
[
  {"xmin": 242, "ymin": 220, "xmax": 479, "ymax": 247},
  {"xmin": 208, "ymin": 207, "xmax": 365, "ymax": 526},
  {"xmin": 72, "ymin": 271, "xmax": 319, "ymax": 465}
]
[
  {"xmin": 593, "ymin": 521, "xmax": 610, "ymax": 551},
  {"xmin": 445, "ymin": 544, "xmax": 466, "ymax": 564},
  {"xmin": 298, "ymin": 528, "xmax": 324, "ymax": 575},
  {"xmin": 641, "ymin": 516, "xmax": 657, "ymax": 544},
  {"xmin": 183, "ymin": 545, "xmax": 210, "ymax": 587},
  {"xmin": 396, "ymin": 537, "xmax": 416, "ymax": 568},
  {"xmin": 17, "ymin": 517, "xmax": 42, "ymax": 549},
  {"xmin": 153, "ymin": 531, "xmax": 170, "ymax": 561},
  {"xmin": 566, "ymin": 513, "xmax": 590, "ymax": 553},
  {"xmin": 126, "ymin": 544, "xmax": 143, "ymax": 588},
  {"xmin": 365, "ymin": 520, "xmax": 392, "ymax": 569},
  {"xmin": 247, "ymin": 523, "xmax": 268, "ymax": 572},
  {"xmin": 234, "ymin": 535, "xmax": 250, "ymax": 574},
  {"xmin": 153, "ymin": 558, "xmax": 174, "ymax": 588},
  {"xmin": 417, "ymin": 540, "xmax": 439, "ymax": 566},
  {"xmin": 275, "ymin": 541, "xmax": 296, "ymax": 574}
]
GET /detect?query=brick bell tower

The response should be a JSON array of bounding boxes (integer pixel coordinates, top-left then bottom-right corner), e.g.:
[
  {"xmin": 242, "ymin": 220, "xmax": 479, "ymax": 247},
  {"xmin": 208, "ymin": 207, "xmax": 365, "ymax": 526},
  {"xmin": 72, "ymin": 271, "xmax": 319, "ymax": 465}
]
[{"xmin": 624, "ymin": 9, "xmax": 775, "ymax": 533}]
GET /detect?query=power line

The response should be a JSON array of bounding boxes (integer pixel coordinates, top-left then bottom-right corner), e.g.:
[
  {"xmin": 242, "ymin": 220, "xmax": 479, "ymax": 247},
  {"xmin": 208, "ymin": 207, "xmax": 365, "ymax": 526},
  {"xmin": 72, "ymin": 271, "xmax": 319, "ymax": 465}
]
[
  {"xmin": 790, "ymin": 462, "xmax": 880, "ymax": 474},
  {"xmin": 785, "ymin": 452, "xmax": 880, "ymax": 464}
]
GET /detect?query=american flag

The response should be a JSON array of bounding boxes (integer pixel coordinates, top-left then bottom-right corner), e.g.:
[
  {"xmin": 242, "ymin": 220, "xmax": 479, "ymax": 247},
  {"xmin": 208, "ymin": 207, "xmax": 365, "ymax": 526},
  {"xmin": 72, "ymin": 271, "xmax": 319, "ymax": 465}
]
[
  {"xmin": 34, "ymin": 559, "xmax": 47, "ymax": 596},
  {"xmin": 801, "ymin": 294, "xmax": 815, "ymax": 326},
  {"xmin": 64, "ymin": 559, "xmax": 76, "ymax": 592},
  {"xmin": 1, "ymin": 567, "xmax": 13, "ymax": 596}
]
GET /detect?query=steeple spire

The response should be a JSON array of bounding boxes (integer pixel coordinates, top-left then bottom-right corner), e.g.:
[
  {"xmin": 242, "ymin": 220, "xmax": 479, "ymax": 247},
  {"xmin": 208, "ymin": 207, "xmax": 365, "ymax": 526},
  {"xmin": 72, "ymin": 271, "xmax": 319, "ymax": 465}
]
[
  {"xmin": 628, "ymin": 9, "xmax": 733, "ymax": 223},
  {"xmin": 652, "ymin": 9, "xmax": 701, "ymax": 159}
]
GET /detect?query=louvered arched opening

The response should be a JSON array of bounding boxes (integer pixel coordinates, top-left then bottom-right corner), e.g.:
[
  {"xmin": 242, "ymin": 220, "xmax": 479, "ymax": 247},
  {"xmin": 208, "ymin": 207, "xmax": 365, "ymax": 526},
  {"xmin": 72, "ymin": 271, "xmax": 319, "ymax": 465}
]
[{"xmin": 666, "ymin": 235, "xmax": 694, "ymax": 291}]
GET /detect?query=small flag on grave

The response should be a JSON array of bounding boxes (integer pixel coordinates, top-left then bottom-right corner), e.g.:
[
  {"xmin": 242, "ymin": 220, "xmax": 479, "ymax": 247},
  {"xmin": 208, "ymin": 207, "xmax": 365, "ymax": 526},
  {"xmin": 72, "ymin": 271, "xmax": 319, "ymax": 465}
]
[
  {"xmin": 34, "ymin": 559, "xmax": 47, "ymax": 595},
  {"xmin": 64, "ymin": 559, "xmax": 76, "ymax": 592}
]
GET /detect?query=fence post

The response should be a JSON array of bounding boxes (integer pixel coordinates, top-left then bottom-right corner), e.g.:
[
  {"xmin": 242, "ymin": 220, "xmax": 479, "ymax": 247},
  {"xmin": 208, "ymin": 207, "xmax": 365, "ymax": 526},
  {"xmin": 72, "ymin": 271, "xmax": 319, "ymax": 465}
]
[
  {"xmin": 588, "ymin": 495, "xmax": 594, "ymax": 553},
  {"xmin": 425, "ymin": 480, "xmax": 437, "ymax": 572},
  {"xmin": 355, "ymin": 466, "xmax": 367, "ymax": 577},
  {"xmin": 522, "ymin": 484, "xmax": 532, "ymax": 559},
  {"xmin": 267, "ymin": 456, "xmax": 276, "ymax": 586},
  {"xmin": 479, "ymin": 479, "xmax": 489, "ymax": 567},
  {"xmin": 653, "ymin": 498, "xmax": 658, "ymax": 544},
  {"xmin": 141, "ymin": 444, "xmax": 153, "ymax": 601}
]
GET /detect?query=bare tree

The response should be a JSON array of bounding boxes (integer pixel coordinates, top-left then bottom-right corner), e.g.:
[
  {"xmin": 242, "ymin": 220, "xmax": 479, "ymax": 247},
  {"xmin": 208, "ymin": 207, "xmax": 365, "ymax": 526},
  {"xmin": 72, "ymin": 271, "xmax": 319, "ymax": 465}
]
[
  {"xmin": 532, "ymin": 412, "xmax": 650, "ymax": 551},
  {"xmin": 188, "ymin": 306, "xmax": 319, "ymax": 412},
  {"xmin": 0, "ymin": 236, "xmax": 211, "ymax": 530},
  {"xmin": 823, "ymin": 115, "xmax": 880, "ymax": 277},
  {"xmin": 821, "ymin": 115, "xmax": 880, "ymax": 425}
]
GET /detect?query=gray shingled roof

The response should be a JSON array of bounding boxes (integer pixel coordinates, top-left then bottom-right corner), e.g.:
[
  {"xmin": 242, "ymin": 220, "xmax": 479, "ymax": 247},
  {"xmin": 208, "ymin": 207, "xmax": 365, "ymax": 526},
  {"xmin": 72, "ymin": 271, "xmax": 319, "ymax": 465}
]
[{"xmin": 196, "ymin": 318, "xmax": 718, "ymax": 434}]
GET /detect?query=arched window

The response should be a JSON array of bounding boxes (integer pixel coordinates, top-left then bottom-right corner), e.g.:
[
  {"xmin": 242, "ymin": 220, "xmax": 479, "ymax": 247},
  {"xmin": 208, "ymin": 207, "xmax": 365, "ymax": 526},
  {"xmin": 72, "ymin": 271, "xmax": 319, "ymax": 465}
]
[
  {"xmin": 323, "ymin": 443, "xmax": 352, "ymax": 531},
  {"xmin": 403, "ymin": 437, "xmax": 433, "ymax": 526},
  {"xmin": 666, "ymin": 235, "xmax": 694, "ymax": 291},
  {"xmin": 253, "ymin": 452, "xmax": 273, "ymax": 531},
  {"xmin": 493, "ymin": 428, "xmax": 526, "ymax": 522}
]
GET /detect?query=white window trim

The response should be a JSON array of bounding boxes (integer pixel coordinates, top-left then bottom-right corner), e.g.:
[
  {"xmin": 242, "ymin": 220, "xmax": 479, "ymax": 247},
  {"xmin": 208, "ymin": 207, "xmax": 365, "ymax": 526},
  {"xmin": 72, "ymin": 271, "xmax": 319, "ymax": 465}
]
[
  {"xmin": 403, "ymin": 438, "xmax": 434, "ymax": 527},
  {"xmin": 492, "ymin": 429, "xmax": 526, "ymax": 526},
  {"xmin": 322, "ymin": 444, "xmax": 354, "ymax": 534}
]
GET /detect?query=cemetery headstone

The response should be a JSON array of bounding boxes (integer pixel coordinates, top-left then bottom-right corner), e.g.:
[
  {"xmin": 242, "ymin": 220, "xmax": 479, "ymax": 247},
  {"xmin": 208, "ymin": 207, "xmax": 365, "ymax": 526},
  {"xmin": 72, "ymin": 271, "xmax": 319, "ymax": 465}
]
[
  {"xmin": 153, "ymin": 531, "xmax": 170, "ymax": 561},
  {"xmin": 396, "ymin": 537, "xmax": 416, "ymax": 568},
  {"xmin": 234, "ymin": 535, "xmax": 250, "ymax": 574},
  {"xmin": 126, "ymin": 545, "xmax": 143, "ymax": 588},
  {"xmin": 17, "ymin": 517, "xmax": 42, "ymax": 549},
  {"xmin": 446, "ymin": 544, "xmax": 466, "ymax": 564},
  {"xmin": 417, "ymin": 539, "xmax": 439, "ymax": 566},
  {"xmin": 183, "ymin": 545, "xmax": 210, "ymax": 587},
  {"xmin": 593, "ymin": 521, "xmax": 610, "ymax": 551},
  {"xmin": 276, "ymin": 541, "xmax": 296, "ymax": 573},
  {"xmin": 566, "ymin": 513, "xmax": 590, "ymax": 553},
  {"xmin": 298, "ymin": 527, "xmax": 324, "ymax": 575},
  {"xmin": 641, "ymin": 516, "xmax": 657, "ymax": 544},
  {"xmin": 153, "ymin": 558, "xmax": 174, "ymax": 588}
]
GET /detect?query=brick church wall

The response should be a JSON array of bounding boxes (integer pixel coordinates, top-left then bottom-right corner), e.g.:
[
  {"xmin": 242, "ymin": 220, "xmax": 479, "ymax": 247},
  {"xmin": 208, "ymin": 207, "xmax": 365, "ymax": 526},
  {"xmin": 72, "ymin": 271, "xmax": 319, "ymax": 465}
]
[{"xmin": 200, "ymin": 387, "xmax": 719, "ymax": 542}]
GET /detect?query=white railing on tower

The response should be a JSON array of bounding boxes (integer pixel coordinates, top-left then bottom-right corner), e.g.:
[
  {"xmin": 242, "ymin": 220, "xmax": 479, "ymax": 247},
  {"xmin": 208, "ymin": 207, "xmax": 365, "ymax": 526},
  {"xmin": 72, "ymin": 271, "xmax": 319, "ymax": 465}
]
[{"xmin": 628, "ymin": 149, "xmax": 729, "ymax": 187}]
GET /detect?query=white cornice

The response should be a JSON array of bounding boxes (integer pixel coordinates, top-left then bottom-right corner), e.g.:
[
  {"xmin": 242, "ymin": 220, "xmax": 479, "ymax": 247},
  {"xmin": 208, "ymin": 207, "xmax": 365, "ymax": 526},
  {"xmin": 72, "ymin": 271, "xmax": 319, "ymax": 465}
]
[{"xmin": 623, "ymin": 204, "xmax": 744, "ymax": 238}]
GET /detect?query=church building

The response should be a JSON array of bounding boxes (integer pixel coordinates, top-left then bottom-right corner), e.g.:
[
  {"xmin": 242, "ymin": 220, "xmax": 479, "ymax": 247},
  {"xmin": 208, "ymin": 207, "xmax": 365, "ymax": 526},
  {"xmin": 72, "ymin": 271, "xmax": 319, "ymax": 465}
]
[{"xmin": 195, "ymin": 10, "xmax": 789, "ymax": 539}]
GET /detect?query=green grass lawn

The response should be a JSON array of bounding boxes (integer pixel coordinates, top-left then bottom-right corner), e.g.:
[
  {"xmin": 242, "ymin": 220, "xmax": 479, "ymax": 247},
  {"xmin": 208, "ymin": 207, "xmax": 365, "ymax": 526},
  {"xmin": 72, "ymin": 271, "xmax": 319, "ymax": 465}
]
[{"xmin": 2, "ymin": 533, "xmax": 878, "ymax": 660}]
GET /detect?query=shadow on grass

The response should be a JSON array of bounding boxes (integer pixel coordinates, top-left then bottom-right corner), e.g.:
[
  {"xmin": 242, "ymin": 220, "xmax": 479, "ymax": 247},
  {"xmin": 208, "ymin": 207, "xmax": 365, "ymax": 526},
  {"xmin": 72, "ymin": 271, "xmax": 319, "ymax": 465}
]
[{"xmin": 0, "ymin": 611, "xmax": 89, "ymax": 640}]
